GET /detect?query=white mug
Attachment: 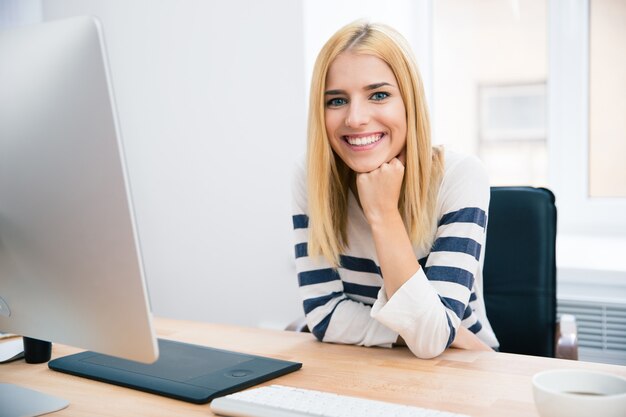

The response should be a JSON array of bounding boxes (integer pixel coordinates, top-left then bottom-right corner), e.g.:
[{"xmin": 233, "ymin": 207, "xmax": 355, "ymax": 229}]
[{"xmin": 533, "ymin": 369, "xmax": 626, "ymax": 417}]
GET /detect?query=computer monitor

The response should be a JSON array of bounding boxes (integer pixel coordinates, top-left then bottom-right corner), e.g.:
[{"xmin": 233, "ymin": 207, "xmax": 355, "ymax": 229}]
[
  {"xmin": 0, "ymin": 16, "xmax": 300, "ymax": 415},
  {"xmin": 0, "ymin": 16, "xmax": 159, "ymax": 362}
]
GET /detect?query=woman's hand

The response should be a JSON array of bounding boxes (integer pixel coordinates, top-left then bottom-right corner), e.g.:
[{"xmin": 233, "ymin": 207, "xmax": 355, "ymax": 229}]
[
  {"xmin": 450, "ymin": 326, "xmax": 493, "ymax": 352},
  {"xmin": 356, "ymin": 156, "xmax": 405, "ymax": 226}
]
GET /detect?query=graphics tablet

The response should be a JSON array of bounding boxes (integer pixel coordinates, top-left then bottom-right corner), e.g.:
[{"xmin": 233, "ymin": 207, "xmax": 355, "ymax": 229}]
[{"xmin": 48, "ymin": 338, "xmax": 302, "ymax": 404}]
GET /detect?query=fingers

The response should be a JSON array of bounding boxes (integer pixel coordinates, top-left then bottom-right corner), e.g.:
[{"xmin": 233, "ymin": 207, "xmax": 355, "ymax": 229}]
[
  {"xmin": 389, "ymin": 157, "xmax": 404, "ymax": 169},
  {"xmin": 356, "ymin": 159, "xmax": 404, "ymax": 225},
  {"xmin": 365, "ymin": 155, "xmax": 405, "ymax": 174},
  {"xmin": 396, "ymin": 148, "xmax": 406, "ymax": 166},
  {"xmin": 386, "ymin": 156, "xmax": 405, "ymax": 173},
  {"xmin": 382, "ymin": 148, "xmax": 405, "ymax": 169},
  {"xmin": 357, "ymin": 156, "xmax": 404, "ymax": 186}
]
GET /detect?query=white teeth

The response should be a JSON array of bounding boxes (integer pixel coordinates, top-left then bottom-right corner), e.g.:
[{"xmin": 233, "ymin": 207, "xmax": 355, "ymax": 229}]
[{"xmin": 346, "ymin": 134, "xmax": 383, "ymax": 146}]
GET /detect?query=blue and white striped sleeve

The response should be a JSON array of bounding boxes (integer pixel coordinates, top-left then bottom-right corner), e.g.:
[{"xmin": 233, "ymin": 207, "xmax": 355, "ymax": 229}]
[
  {"xmin": 370, "ymin": 154, "xmax": 490, "ymax": 358},
  {"xmin": 291, "ymin": 160, "xmax": 398, "ymax": 347}
]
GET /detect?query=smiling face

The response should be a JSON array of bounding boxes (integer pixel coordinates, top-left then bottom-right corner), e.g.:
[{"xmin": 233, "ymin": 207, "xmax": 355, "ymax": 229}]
[{"xmin": 324, "ymin": 52, "xmax": 407, "ymax": 173}]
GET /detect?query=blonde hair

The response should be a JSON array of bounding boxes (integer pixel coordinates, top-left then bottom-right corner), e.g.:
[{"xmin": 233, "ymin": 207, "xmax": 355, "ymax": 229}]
[{"xmin": 307, "ymin": 21, "xmax": 444, "ymax": 265}]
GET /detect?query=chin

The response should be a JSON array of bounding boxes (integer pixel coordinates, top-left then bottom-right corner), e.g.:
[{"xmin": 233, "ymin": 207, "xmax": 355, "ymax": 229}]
[{"xmin": 345, "ymin": 159, "xmax": 384, "ymax": 173}]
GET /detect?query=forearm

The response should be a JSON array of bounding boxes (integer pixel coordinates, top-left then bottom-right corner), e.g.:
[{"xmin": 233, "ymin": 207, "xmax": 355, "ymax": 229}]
[
  {"xmin": 296, "ymin": 262, "xmax": 400, "ymax": 346},
  {"xmin": 356, "ymin": 158, "xmax": 419, "ymax": 300},
  {"xmin": 306, "ymin": 298, "xmax": 399, "ymax": 347},
  {"xmin": 396, "ymin": 326, "xmax": 492, "ymax": 352},
  {"xmin": 370, "ymin": 278, "xmax": 452, "ymax": 358},
  {"xmin": 369, "ymin": 211, "xmax": 420, "ymax": 299}
]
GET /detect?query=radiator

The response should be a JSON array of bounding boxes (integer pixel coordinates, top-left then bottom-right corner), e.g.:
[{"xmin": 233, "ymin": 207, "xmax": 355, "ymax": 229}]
[{"xmin": 558, "ymin": 299, "xmax": 626, "ymax": 365}]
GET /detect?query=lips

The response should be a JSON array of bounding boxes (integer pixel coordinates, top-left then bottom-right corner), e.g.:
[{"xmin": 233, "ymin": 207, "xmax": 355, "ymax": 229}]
[{"xmin": 342, "ymin": 133, "xmax": 384, "ymax": 146}]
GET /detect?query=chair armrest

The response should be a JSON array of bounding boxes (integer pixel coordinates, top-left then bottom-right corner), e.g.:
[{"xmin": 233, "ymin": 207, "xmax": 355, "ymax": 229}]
[
  {"xmin": 555, "ymin": 314, "xmax": 578, "ymax": 360},
  {"xmin": 285, "ymin": 317, "xmax": 309, "ymax": 333}
]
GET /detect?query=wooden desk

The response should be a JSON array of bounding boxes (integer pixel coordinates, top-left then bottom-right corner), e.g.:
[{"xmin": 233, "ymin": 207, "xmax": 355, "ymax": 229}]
[{"xmin": 2, "ymin": 317, "xmax": 625, "ymax": 417}]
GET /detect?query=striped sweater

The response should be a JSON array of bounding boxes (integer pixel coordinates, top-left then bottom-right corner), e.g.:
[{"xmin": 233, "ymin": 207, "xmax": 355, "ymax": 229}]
[{"xmin": 292, "ymin": 150, "xmax": 499, "ymax": 358}]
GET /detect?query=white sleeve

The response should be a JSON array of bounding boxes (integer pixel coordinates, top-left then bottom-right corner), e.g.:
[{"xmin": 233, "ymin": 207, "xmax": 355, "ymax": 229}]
[
  {"xmin": 370, "ymin": 154, "xmax": 490, "ymax": 358},
  {"xmin": 291, "ymin": 158, "xmax": 398, "ymax": 347}
]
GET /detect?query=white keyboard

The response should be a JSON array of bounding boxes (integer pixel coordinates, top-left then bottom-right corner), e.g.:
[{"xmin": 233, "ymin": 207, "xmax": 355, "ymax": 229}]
[{"xmin": 210, "ymin": 384, "xmax": 470, "ymax": 417}]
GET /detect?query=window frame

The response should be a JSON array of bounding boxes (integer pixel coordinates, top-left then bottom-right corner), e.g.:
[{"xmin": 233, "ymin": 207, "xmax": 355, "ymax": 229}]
[{"xmin": 548, "ymin": 0, "xmax": 626, "ymax": 236}]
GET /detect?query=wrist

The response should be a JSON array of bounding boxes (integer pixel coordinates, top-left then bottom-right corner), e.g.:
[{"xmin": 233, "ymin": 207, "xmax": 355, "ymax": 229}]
[{"xmin": 366, "ymin": 209, "xmax": 403, "ymax": 230}]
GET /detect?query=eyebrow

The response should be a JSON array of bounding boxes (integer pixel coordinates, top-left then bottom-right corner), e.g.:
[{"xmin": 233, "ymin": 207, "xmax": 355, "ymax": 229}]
[{"xmin": 324, "ymin": 82, "xmax": 394, "ymax": 95}]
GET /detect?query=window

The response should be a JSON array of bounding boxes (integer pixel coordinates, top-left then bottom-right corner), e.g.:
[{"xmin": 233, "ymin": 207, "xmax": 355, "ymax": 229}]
[
  {"xmin": 589, "ymin": 0, "xmax": 626, "ymax": 198},
  {"xmin": 432, "ymin": 0, "xmax": 548, "ymax": 187}
]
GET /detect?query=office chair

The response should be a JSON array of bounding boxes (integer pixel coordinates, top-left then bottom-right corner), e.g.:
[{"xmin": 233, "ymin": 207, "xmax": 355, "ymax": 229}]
[
  {"xmin": 287, "ymin": 187, "xmax": 577, "ymax": 359},
  {"xmin": 483, "ymin": 186, "xmax": 576, "ymax": 359}
]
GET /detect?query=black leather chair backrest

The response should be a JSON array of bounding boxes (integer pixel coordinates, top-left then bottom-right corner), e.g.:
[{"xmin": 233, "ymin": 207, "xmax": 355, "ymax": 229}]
[{"xmin": 483, "ymin": 187, "xmax": 557, "ymax": 357}]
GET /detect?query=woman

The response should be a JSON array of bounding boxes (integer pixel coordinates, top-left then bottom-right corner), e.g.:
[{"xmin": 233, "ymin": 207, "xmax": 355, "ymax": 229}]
[{"xmin": 292, "ymin": 21, "xmax": 499, "ymax": 358}]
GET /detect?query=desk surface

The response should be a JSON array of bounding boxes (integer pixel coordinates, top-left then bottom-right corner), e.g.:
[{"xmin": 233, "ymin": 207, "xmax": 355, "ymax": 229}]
[{"xmin": 2, "ymin": 317, "xmax": 626, "ymax": 417}]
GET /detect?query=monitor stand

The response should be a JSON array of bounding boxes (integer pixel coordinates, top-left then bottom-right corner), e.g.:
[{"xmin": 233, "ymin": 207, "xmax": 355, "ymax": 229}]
[
  {"xmin": 23, "ymin": 337, "xmax": 52, "ymax": 363},
  {"xmin": 0, "ymin": 383, "xmax": 69, "ymax": 417},
  {"xmin": 1, "ymin": 337, "xmax": 69, "ymax": 417}
]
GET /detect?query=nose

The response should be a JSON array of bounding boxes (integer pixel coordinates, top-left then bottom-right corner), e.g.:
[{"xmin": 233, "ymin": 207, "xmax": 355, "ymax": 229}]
[{"xmin": 345, "ymin": 101, "xmax": 370, "ymax": 128}]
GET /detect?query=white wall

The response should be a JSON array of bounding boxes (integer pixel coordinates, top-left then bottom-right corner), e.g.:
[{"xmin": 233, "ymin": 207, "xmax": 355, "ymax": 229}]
[
  {"xmin": 0, "ymin": 0, "xmax": 42, "ymax": 27},
  {"xmin": 41, "ymin": 0, "xmax": 307, "ymax": 328}
]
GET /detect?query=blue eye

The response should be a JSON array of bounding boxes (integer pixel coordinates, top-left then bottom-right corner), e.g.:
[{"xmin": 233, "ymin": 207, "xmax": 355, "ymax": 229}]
[
  {"xmin": 326, "ymin": 97, "xmax": 347, "ymax": 107},
  {"xmin": 370, "ymin": 92, "xmax": 389, "ymax": 101}
]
